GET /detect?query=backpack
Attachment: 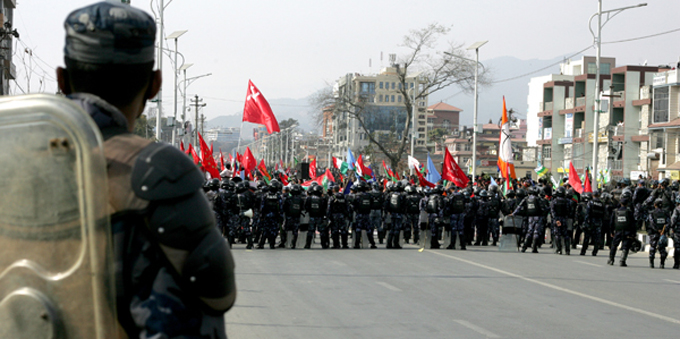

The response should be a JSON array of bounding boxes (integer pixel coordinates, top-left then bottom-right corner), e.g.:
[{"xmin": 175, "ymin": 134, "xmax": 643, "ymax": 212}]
[
  {"xmin": 357, "ymin": 194, "xmax": 372, "ymax": 214},
  {"xmin": 308, "ymin": 196, "xmax": 323, "ymax": 217},
  {"xmin": 451, "ymin": 194, "xmax": 466, "ymax": 214},
  {"xmin": 526, "ymin": 196, "xmax": 539, "ymax": 216},
  {"xmin": 407, "ymin": 195, "xmax": 421, "ymax": 214},
  {"xmin": 389, "ymin": 193, "xmax": 402, "ymax": 212},
  {"xmin": 426, "ymin": 196, "xmax": 441, "ymax": 213},
  {"xmin": 287, "ymin": 195, "xmax": 303, "ymax": 217}
]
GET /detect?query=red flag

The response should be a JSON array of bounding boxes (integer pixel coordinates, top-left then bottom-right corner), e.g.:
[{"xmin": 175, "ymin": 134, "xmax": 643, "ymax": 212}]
[
  {"xmin": 188, "ymin": 144, "xmax": 202, "ymax": 168},
  {"xmin": 243, "ymin": 80, "xmax": 280, "ymax": 134},
  {"xmin": 332, "ymin": 156, "xmax": 339, "ymax": 169},
  {"xmin": 584, "ymin": 167, "xmax": 593, "ymax": 193},
  {"xmin": 210, "ymin": 142, "xmax": 214, "ymax": 156},
  {"xmin": 198, "ymin": 132, "xmax": 220, "ymax": 179},
  {"xmin": 228, "ymin": 153, "xmax": 234, "ymax": 163},
  {"xmin": 414, "ymin": 165, "xmax": 435, "ymax": 188},
  {"xmin": 309, "ymin": 158, "xmax": 317, "ymax": 179},
  {"xmin": 258, "ymin": 159, "xmax": 271, "ymax": 181},
  {"xmin": 442, "ymin": 148, "xmax": 469, "ymax": 188},
  {"xmin": 219, "ymin": 149, "xmax": 226, "ymax": 171},
  {"xmin": 569, "ymin": 162, "xmax": 584, "ymax": 194},
  {"xmin": 279, "ymin": 171, "xmax": 289, "ymax": 186},
  {"xmin": 180, "ymin": 140, "xmax": 185, "ymax": 152},
  {"xmin": 242, "ymin": 147, "xmax": 257, "ymax": 179},
  {"xmin": 302, "ymin": 169, "xmax": 334, "ymax": 188},
  {"xmin": 356, "ymin": 155, "xmax": 373, "ymax": 179},
  {"xmin": 280, "ymin": 159, "xmax": 285, "ymax": 170}
]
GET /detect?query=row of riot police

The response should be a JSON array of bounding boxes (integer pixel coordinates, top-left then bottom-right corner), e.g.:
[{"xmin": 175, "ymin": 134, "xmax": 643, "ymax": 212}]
[{"xmin": 202, "ymin": 176, "xmax": 680, "ymax": 269}]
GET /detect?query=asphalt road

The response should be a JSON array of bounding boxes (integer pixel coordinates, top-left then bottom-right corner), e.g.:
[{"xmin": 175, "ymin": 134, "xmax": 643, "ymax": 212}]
[{"xmin": 225, "ymin": 240, "xmax": 680, "ymax": 339}]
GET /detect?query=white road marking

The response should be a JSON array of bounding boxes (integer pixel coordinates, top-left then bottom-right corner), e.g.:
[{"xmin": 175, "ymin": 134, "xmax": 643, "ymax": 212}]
[
  {"xmin": 453, "ymin": 319, "xmax": 500, "ymax": 338},
  {"xmin": 376, "ymin": 281, "xmax": 402, "ymax": 292},
  {"xmin": 664, "ymin": 279, "xmax": 680, "ymax": 284},
  {"xmin": 429, "ymin": 251, "xmax": 680, "ymax": 326},
  {"xmin": 574, "ymin": 260, "xmax": 602, "ymax": 267}
]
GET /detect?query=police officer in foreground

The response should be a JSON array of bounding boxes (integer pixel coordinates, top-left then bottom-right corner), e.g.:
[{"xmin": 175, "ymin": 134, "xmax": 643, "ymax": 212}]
[
  {"xmin": 281, "ymin": 184, "xmax": 304, "ymax": 249},
  {"xmin": 386, "ymin": 182, "xmax": 407, "ymax": 249},
  {"xmin": 551, "ymin": 187, "xmax": 572, "ymax": 255},
  {"xmin": 608, "ymin": 191, "xmax": 636, "ymax": 267},
  {"xmin": 581, "ymin": 190, "xmax": 605, "ymax": 256},
  {"xmin": 304, "ymin": 184, "xmax": 328, "ymax": 249},
  {"xmin": 512, "ymin": 186, "xmax": 543, "ymax": 253},
  {"xmin": 353, "ymin": 181, "xmax": 378, "ymax": 248},
  {"xmin": 405, "ymin": 185, "xmax": 423, "ymax": 245},
  {"xmin": 258, "ymin": 180, "xmax": 283, "ymax": 249},
  {"xmin": 328, "ymin": 185, "xmax": 351, "ymax": 248},
  {"xmin": 56, "ymin": 2, "xmax": 235, "ymax": 336},
  {"xmin": 446, "ymin": 187, "xmax": 467, "ymax": 250}
]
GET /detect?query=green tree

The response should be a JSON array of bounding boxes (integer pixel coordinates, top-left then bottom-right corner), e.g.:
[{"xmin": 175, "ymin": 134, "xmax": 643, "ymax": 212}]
[{"xmin": 133, "ymin": 114, "xmax": 155, "ymax": 139}]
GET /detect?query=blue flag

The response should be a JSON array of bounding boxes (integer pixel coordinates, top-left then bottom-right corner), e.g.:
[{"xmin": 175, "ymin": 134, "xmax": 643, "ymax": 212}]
[
  {"xmin": 343, "ymin": 180, "xmax": 354, "ymax": 195},
  {"xmin": 426, "ymin": 153, "xmax": 441, "ymax": 184},
  {"xmin": 490, "ymin": 176, "xmax": 497, "ymax": 187},
  {"xmin": 347, "ymin": 147, "xmax": 356, "ymax": 170}
]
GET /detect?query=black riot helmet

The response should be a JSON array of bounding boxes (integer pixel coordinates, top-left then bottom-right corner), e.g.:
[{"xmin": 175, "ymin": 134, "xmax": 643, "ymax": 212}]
[
  {"xmin": 269, "ymin": 179, "xmax": 282, "ymax": 193},
  {"xmin": 555, "ymin": 186, "xmax": 566, "ymax": 198},
  {"xmin": 516, "ymin": 188, "xmax": 527, "ymax": 200},
  {"xmin": 506, "ymin": 190, "xmax": 516, "ymax": 199},
  {"xmin": 405, "ymin": 185, "xmax": 415, "ymax": 194},
  {"xmin": 478, "ymin": 189, "xmax": 489, "ymax": 198},
  {"xmin": 395, "ymin": 181, "xmax": 405, "ymax": 192},
  {"xmin": 582, "ymin": 192, "xmax": 592, "ymax": 202},
  {"xmin": 221, "ymin": 180, "xmax": 236, "ymax": 192},
  {"xmin": 673, "ymin": 180, "xmax": 680, "ymax": 191},
  {"xmin": 291, "ymin": 184, "xmax": 302, "ymax": 195},
  {"xmin": 236, "ymin": 181, "xmax": 249, "ymax": 194},
  {"xmin": 209, "ymin": 178, "xmax": 220, "ymax": 190},
  {"xmin": 620, "ymin": 190, "xmax": 632, "ymax": 205},
  {"xmin": 661, "ymin": 178, "xmax": 670, "ymax": 187},
  {"xmin": 312, "ymin": 184, "xmax": 324, "ymax": 196},
  {"xmin": 489, "ymin": 185, "xmax": 499, "ymax": 194}
]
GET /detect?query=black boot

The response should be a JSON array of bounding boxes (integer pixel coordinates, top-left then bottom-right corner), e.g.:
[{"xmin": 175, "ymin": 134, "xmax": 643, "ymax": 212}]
[
  {"xmin": 368, "ymin": 232, "xmax": 377, "ymax": 249},
  {"xmin": 447, "ymin": 234, "xmax": 456, "ymax": 249},
  {"xmin": 386, "ymin": 232, "xmax": 394, "ymax": 249},
  {"xmin": 353, "ymin": 231, "xmax": 361, "ymax": 249},
  {"xmin": 555, "ymin": 238, "xmax": 563, "ymax": 255},
  {"xmin": 431, "ymin": 236, "xmax": 440, "ymax": 249},
  {"xmin": 532, "ymin": 240, "xmax": 539, "ymax": 253},
  {"xmin": 459, "ymin": 233, "xmax": 466, "ymax": 250},
  {"xmin": 256, "ymin": 234, "xmax": 266, "ymax": 249},
  {"xmin": 649, "ymin": 256, "xmax": 655, "ymax": 268},
  {"xmin": 246, "ymin": 235, "xmax": 254, "ymax": 249},
  {"xmin": 673, "ymin": 255, "xmax": 680, "ymax": 269},
  {"xmin": 620, "ymin": 249, "xmax": 629, "ymax": 267},
  {"xmin": 332, "ymin": 233, "xmax": 340, "ymax": 249},
  {"xmin": 660, "ymin": 254, "xmax": 667, "ymax": 269},
  {"xmin": 291, "ymin": 234, "xmax": 298, "ymax": 249},
  {"xmin": 269, "ymin": 235, "xmax": 277, "ymax": 249},
  {"xmin": 304, "ymin": 232, "xmax": 313, "ymax": 249},
  {"xmin": 393, "ymin": 232, "xmax": 402, "ymax": 249},
  {"xmin": 564, "ymin": 237, "xmax": 571, "ymax": 255},
  {"xmin": 320, "ymin": 234, "xmax": 330, "ymax": 249},
  {"xmin": 341, "ymin": 234, "xmax": 349, "ymax": 249},
  {"xmin": 607, "ymin": 248, "xmax": 616, "ymax": 265},
  {"xmin": 378, "ymin": 230, "xmax": 385, "ymax": 244},
  {"xmin": 413, "ymin": 230, "xmax": 420, "ymax": 245}
]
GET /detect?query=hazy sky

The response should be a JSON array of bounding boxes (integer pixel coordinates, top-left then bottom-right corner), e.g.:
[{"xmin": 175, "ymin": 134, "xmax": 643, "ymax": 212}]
[{"xmin": 13, "ymin": 0, "xmax": 680, "ymax": 125}]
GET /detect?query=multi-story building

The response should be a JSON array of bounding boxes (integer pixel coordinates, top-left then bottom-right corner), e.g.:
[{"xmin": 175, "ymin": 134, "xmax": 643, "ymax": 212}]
[
  {"xmin": 529, "ymin": 56, "xmax": 664, "ymax": 181},
  {"xmin": 205, "ymin": 127, "xmax": 240, "ymax": 144},
  {"xmin": 329, "ymin": 66, "xmax": 429, "ymax": 161},
  {"xmin": 648, "ymin": 68, "xmax": 680, "ymax": 179}
]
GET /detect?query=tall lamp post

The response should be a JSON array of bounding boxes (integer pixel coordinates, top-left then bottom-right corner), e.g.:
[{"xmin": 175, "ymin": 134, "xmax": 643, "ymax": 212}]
[
  {"xmin": 589, "ymin": 1, "xmax": 646, "ymax": 185},
  {"xmin": 466, "ymin": 41, "xmax": 487, "ymax": 178},
  {"xmin": 166, "ymin": 30, "xmax": 188, "ymax": 147}
]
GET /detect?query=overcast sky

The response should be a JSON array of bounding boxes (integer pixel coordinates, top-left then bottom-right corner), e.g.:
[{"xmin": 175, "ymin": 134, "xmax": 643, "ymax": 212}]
[{"xmin": 13, "ymin": 0, "xmax": 680, "ymax": 124}]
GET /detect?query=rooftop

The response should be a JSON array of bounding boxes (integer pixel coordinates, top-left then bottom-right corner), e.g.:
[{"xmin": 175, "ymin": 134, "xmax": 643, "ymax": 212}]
[{"xmin": 428, "ymin": 102, "xmax": 463, "ymax": 112}]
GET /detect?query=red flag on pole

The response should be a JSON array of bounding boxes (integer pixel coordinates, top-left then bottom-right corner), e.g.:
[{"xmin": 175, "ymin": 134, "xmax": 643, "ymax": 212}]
[
  {"xmin": 414, "ymin": 165, "xmax": 435, "ymax": 188},
  {"xmin": 569, "ymin": 161, "xmax": 584, "ymax": 194},
  {"xmin": 442, "ymin": 148, "xmax": 470, "ymax": 188},
  {"xmin": 219, "ymin": 149, "xmax": 226, "ymax": 171},
  {"xmin": 180, "ymin": 140, "xmax": 185, "ymax": 152},
  {"xmin": 188, "ymin": 144, "xmax": 202, "ymax": 168},
  {"xmin": 309, "ymin": 158, "xmax": 317, "ymax": 179},
  {"xmin": 198, "ymin": 132, "xmax": 220, "ymax": 179},
  {"xmin": 242, "ymin": 147, "xmax": 257, "ymax": 179},
  {"xmin": 583, "ymin": 167, "xmax": 593, "ymax": 193},
  {"xmin": 243, "ymin": 79, "xmax": 280, "ymax": 134},
  {"xmin": 258, "ymin": 159, "xmax": 271, "ymax": 181}
]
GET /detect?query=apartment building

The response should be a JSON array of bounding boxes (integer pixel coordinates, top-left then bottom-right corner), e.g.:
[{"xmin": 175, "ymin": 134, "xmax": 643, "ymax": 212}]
[{"xmin": 648, "ymin": 68, "xmax": 680, "ymax": 179}]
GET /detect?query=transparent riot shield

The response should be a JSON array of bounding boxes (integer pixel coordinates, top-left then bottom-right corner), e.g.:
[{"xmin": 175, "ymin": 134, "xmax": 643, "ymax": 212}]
[
  {"xmin": 499, "ymin": 216, "xmax": 522, "ymax": 252},
  {"xmin": 0, "ymin": 95, "xmax": 115, "ymax": 339}
]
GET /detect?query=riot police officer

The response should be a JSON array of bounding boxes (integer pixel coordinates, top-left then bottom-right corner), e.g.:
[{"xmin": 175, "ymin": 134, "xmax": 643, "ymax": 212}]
[
  {"xmin": 633, "ymin": 179, "xmax": 650, "ymax": 231},
  {"xmin": 646, "ymin": 199, "xmax": 669, "ymax": 268},
  {"xmin": 281, "ymin": 184, "xmax": 304, "ymax": 249},
  {"xmin": 608, "ymin": 190, "xmax": 636, "ymax": 266},
  {"xmin": 218, "ymin": 180, "xmax": 239, "ymax": 245},
  {"xmin": 474, "ymin": 190, "xmax": 491, "ymax": 246},
  {"xmin": 353, "ymin": 181, "xmax": 378, "ymax": 248},
  {"xmin": 405, "ymin": 185, "xmax": 423, "ymax": 245},
  {"xmin": 304, "ymin": 184, "xmax": 328, "ymax": 249},
  {"xmin": 513, "ymin": 186, "xmax": 544, "ymax": 253},
  {"xmin": 385, "ymin": 181, "xmax": 407, "ymax": 249},
  {"xmin": 551, "ymin": 186, "xmax": 572, "ymax": 255},
  {"xmin": 258, "ymin": 180, "xmax": 283, "ymax": 249},
  {"xmin": 446, "ymin": 187, "xmax": 467, "ymax": 250},
  {"xmin": 486, "ymin": 186, "xmax": 502, "ymax": 246},
  {"xmin": 581, "ymin": 190, "xmax": 605, "ymax": 256},
  {"xmin": 463, "ymin": 188, "xmax": 477, "ymax": 246},
  {"xmin": 422, "ymin": 186, "xmax": 444, "ymax": 249},
  {"xmin": 670, "ymin": 197, "xmax": 680, "ymax": 269},
  {"xmin": 328, "ymin": 185, "xmax": 351, "ymax": 249},
  {"xmin": 369, "ymin": 183, "xmax": 386, "ymax": 244},
  {"xmin": 236, "ymin": 181, "xmax": 256, "ymax": 249}
]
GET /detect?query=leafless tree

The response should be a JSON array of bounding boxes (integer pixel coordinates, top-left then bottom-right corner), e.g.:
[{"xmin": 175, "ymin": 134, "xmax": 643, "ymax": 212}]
[{"xmin": 310, "ymin": 23, "xmax": 491, "ymax": 170}]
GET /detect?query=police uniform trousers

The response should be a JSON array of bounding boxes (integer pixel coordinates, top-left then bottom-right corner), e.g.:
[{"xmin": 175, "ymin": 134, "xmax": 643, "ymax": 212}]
[
  {"xmin": 580, "ymin": 220, "xmax": 602, "ymax": 256},
  {"xmin": 672, "ymin": 232, "xmax": 680, "ymax": 269},
  {"xmin": 464, "ymin": 213, "xmax": 475, "ymax": 245},
  {"xmin": 487, "ymin": 217, "xmax": 499, "ymax": 245},
  {"xmin": 370, "ymin": 210, "xmax": 384, "ymax": 242},
  {"xmin": 474, "ymin": 215, "xmax": 488, "ymax": 245},
  {"xmin": 448, "ymin": 213, "xmax": 465, "ymax": 249},
  {"xmin": 306, "ymin": 216, "xmax": 328, "ymax": 249},
  {"xmin": 354, "ymin": 213, "xmax": 375, "ymax": 248},
  {"xmin": 553, "ymin": 216, "xmax": 571, "ymax": 254},
  {"xmin": 522, "ymin": 216, "xmax": 543, "ymax": 251},
  {"xmin": 387, "ymin": 213, "xmax": 404, "ymax": 248},
  {"xmin": 647, "ymin": 230, "xmax": 668, "ymax": 264},
  {"xmin": 609, "ymin": 229, "xmax": 636, "ymax": 262},
  {"xmin": 330, "ymin": 213, "xmax": 349, "ymax": 248},
  {"xmin": 258, "ymin": 211, "xmax": 281, "ymax": 249},
  {"xmin": 406, "ymin": 213, "xmax": 420, "ymax": 243},
  {"xmin": 428, "ymin": 213, "xmax": 441, "ymax": 248},
  {"xmin": 280, "ymin": 216, "xmax": 301, "ymax": 249}
]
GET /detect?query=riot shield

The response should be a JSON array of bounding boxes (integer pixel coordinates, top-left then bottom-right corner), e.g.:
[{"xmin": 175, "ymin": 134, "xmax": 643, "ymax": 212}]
[{"xmin": 0, "ymin": 95, "xmax": 116, "ymax": 339}]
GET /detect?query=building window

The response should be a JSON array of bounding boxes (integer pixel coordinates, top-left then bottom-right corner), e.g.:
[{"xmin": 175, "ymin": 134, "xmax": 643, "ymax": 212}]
[
  {"xmin": 360, "ymin": 82, "xmax": 375, "ymax": 94},
  {"xmin": 391, "ymin": 95, "xmax": 395, "ymax": 102},
  {"xmin": 427, "ymin": 118, "xmax": 434, "ymax": 123},
  {"xmin": 418, "ymin": 127, "xmax": 425, "ymax": 132},
  {"xmin": 379, "ymin": 82, "xmax": 383, "ymax": 89},
  {"xmin": 543, "ymin": 145, "xmax": 552, "ymax": 159},
  {"xmin": 653, "ymin": 86, "xmax": 669, "ymax": 123},
  {"xmin": 398, "ymin": 95, "xmax": 402, "ymax": 103},
  {"xmin": 411, "ymin": 82, "xmax": 414, "ymax": 89},
  {"xmin": 378, "ymin": 94, "xmax": 383, "ymax": 102},
  {"xmin": 443, "ymin": 119, "xmax": 450, "ymax": 130},
  {"xmin": 587, "ymin": 62, "xmax": 611, "ymax": 75},
  {"xmin": 419, "ymin": 115, "xmax": 425, "ymax": 119},
  {"xmin": 464, "ymin": 144, "xmax": 471, "ymax": 151},
  {"xmin": 392, "ymin": 82, "xmax": 395, "ymax": 90}
]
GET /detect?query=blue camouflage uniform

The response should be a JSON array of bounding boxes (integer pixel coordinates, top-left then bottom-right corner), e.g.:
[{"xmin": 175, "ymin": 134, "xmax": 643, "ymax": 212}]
[
  {"xmin": 580, "ymin": 198, "xmax": 605, "ymax": 256},
  {"xmin": 258, "ymin": 191, "xmax": 282, "ymax": 249},
  {"xmin": 646, "ymin": 207, "xmax": 669, "ymax": 268},
  {"xmin": 353, "ymin": 191, "xmax": 377, "ymax": 248},
  {"xmin": 514, "ymin": 195, "xmax": 544, "ymax": 253},
  {"xmin": 282, "ymin": 193, "xmax": 304, "ymax": 248},
  {"xmin": 551, "ymin": 196, "xmax": 572, "ymax": 255},
  {"xmin": 422, "ymin": 194, "xmax": 444, "ymax": 248}
]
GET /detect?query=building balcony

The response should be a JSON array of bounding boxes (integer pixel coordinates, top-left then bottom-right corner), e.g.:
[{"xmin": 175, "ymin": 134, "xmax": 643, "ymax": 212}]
[
  {"xmin": 565, "ymin": 97, "xmax": 575, "ymax": 110},
  {"xmin": 543, "ymin": 101, "xmax": 553, "ymax": 111}
]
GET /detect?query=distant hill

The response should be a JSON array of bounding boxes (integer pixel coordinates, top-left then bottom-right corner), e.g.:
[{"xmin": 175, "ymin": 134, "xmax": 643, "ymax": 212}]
[
  {"xmin": 206, "ymin": 97, "xmax": 316, "ymax": 139},
  {"xmin": 208, "ymin": 55, "xmax": 573, "ymax": 135}
]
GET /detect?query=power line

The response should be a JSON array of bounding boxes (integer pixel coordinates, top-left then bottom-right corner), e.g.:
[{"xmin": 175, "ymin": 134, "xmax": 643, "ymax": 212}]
[
  {"xmin": 602, "ymin": 27, "xmax": 680, "ymax": 45},
  {"xmin": 491, "ymin": 46, "xmax": 593, "ymax": 84}
]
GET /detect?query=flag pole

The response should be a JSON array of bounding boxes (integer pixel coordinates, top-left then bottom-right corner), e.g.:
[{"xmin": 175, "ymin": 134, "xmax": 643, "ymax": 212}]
[{"xmin": 236, "ymin": 121, "xmax": 245, "ymax": 155}]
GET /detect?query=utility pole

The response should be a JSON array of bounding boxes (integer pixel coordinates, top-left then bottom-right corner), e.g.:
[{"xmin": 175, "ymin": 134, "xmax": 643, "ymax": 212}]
[
  {"xmin": 155, "ymin": 0, "xmax": 164, "ymax": 142},
  {"xmin": 191, "ymin": 95, "xmax": 206, "ymax": 146}
]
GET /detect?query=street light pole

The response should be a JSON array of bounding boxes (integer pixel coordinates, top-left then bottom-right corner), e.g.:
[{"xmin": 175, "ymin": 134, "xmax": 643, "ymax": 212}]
[
  {"xmin": 166, "ymin": 30, "xmax": 187, "ymax": 148},
  {"xmin": 589, "ymin": 1, "xmax": 647, "ymax": 186},
  {"xmin": 467, "ymin": 41, "xmax": 488, "ymax": 178}
]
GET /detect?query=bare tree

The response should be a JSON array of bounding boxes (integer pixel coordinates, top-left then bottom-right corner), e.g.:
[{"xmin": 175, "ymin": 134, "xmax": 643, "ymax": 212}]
[{"xmin": 311, "ymin": 23, "xmax": 491, "ymax": 170}]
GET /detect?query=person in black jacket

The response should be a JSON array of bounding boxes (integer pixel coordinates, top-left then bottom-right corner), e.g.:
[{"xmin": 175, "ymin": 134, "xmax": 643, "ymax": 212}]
[{"xmin": 608, "ymin": 191, "xmax": 636, "ymax": 267}]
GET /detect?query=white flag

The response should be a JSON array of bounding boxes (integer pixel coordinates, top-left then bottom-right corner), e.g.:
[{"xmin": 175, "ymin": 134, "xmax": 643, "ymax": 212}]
[{"xmin": 408, "ymin": 156, "xmax": 421, "ymax": 171}]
